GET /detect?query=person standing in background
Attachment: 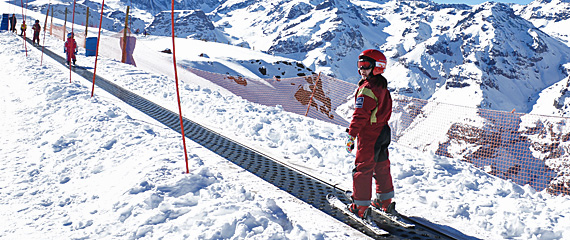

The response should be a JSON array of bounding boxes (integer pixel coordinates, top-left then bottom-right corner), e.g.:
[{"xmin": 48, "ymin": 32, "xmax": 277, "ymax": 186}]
[
  {"xmin": 9, "ymin": 14, "xmax": 17, "ymax": 33},
  {"xmin": 20, "ymin": 20, "xmax": 26, "ymax": 36},
  {"xmin": 32, "ymin": 20, "xmax": 41, "ymax": 46}
]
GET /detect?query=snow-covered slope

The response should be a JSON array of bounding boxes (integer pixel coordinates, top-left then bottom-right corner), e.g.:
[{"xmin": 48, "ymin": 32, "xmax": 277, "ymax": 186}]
[
  {"xmin": 146, "ymin": 10, "xmax": 227, "ymax": 41},
  {"xmin": 214, "ymin": 0, "xmax": 390, "ymax": 83},
  {"xmin": 2, "ymin": 27, "xmax": 570, "ymax": 240},
  {"xmin": 515, "ymin": 0, "xmax": 570, "ymax": 47},
  {"xmin": 389, "ymin": 2, "xmax": 570, "ymax": 113},
  {"xmin": 4, "ymin": 0, "xmax": 570, "ymax": 237}
]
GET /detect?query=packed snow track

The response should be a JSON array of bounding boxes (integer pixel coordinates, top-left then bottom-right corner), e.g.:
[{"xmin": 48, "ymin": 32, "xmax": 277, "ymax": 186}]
[{"xmin": 28, "ymin": 36, "xmax": 462, "ymax": 240}]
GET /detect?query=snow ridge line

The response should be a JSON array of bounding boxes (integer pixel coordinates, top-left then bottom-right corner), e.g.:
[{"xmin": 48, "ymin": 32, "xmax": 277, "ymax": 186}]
[{"xmin": 22, "ymin": 35, "xmax": 458, "ymax": 240}]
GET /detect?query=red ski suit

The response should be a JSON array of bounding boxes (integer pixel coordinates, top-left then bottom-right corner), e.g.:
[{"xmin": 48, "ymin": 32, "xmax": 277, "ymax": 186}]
[
  {"xmin": 347, "ymin": 77, "xmax": 394, "ymax": 207},
  {"xmin": 64, "ymin": 38, "xmax": 77, "ymax": 63}
]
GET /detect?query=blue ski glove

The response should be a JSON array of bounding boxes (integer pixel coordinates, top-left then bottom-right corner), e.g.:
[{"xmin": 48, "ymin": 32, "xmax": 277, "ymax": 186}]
[{"xmin": 344, "ymin": 132, "xmax": 356, "ymax": 153}]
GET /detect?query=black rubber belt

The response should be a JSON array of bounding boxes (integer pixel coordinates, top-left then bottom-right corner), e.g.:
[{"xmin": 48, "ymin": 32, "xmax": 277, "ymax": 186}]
[{"xmin": 28, "ymin": 36, "xmax": 456, "ymax": 240}]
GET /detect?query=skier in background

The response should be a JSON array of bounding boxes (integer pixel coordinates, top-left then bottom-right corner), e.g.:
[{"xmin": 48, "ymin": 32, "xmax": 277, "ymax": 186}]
[
  {"xmin": 32, "ymin": 20, "xmax": 41, "ymax": 46},
  {"xmin": 20, "ymin": 20, "xmax": 26, "ymax": 36},
  {"xmin": 344, "ymin": 49, "xmax": 394, "ymax": 218},
  {"xmin": 64, "ymin": 32, "xmax": 78, "ymax": 65},
  {"xmin": 9, "ymin": 14, "xmax": 17, "ymax": 33}
]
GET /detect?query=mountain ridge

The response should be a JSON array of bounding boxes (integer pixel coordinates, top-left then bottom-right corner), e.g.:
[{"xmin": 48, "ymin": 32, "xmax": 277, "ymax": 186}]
[{"xmin": 22, "ymin": 0, "xmax": 570, "ymax": 116}]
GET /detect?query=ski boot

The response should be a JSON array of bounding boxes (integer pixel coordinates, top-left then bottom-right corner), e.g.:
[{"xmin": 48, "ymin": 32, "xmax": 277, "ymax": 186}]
[
  {"xmin": 372, "ymin": 198, "xmax": 395, "ymax": 213},
  {"xmin": 348, "ymin": 203, "xmax": 371, "ymax": 219}
]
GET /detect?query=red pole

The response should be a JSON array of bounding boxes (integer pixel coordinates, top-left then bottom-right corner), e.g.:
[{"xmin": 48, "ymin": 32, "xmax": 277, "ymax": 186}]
[
  {"xmin": 304, "ymin": 72, "xmax": 322, "ymax": 117},
  {"xmin": 20, "ymin": 0, "xmax": 27, "ymax": 57},
  {"xmin": 69, "ymin": 0, "xmax": 76, "ymax": 83},
  {"xmin": 91, "ymin": 0, "xmax": 105, "ymax": 97},
  {"xmin": 71, "ymin": 0, "xmax": 76, "ymax": 33},
  {"xmin": 171, "ymin": 3, "xmax": 190, "ymax": 174},
  {"xmin": 41, "ymin": 3, "xmax": 50, "ymax": 66}
]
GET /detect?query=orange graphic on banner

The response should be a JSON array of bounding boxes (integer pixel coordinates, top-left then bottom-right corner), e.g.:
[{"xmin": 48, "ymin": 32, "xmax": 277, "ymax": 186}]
[{"xmin": 227, "ymin": 76, "xmax": 247, "ymax": 86}]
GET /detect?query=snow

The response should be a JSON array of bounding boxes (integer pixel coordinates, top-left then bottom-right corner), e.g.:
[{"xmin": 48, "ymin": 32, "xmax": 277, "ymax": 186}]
[
  {"xmin": 431, "ymin": 0, "xmax": 533, "ymax": 5},
  {"xmin": 2, "ymin": 5, "xmax": 570, "ymax": 240}
]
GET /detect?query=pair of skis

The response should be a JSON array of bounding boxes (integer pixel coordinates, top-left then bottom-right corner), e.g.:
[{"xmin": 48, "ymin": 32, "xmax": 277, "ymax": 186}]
[
  {"xmin": 326, "ymin": 191, "xmax": 414, "ymax": 237},
  {"xmin": 327, "ymin": 194, "xmax": 389, "ymax": 236},
  {"xmin": 65, "ymin": 62, "xmax": 84, "ymax": 69}
]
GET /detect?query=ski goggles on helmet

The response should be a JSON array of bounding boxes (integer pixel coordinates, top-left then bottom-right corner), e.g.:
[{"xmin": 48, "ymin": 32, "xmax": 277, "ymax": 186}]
[{"xmin": 358, "ymin": 58, "xmax": 375, "ymax": 70}]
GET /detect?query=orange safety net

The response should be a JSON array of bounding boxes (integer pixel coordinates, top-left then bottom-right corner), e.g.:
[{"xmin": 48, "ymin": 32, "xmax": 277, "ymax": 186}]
[
  {"xmin": 50, "ymin": 24, "xmax": 86, "ymax": 48},
  {"xmin": 392, "ymin": 97, "xmax": 570, "ymax": 196},
  {"xmin": 184, "ymin": 68, "xmax": 570, "ymax": 196},
  {"xmin": 187, "ymin": 68, "xmax": 356, "ymax": 126},
  {"xmin": 48, "ymin": 22, "xmax": 137, "ymax": 65}
]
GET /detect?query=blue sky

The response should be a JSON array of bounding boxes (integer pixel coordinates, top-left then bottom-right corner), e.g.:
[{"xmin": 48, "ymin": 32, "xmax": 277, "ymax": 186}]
[{"xmin": 431, "ymin": 0, "xmax": 533, "ymax": 4}]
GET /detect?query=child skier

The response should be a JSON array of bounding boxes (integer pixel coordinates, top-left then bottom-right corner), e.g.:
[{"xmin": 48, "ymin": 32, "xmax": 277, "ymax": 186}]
[
  {"xmin": 32, "ymin": 20, "xmax": 41, "ymax": 46},
  {"xmin": 345, "ymin": 49, "xmax": 394, "ymax": 218},
  {"xmin": 20, "ymin": 20, "xmax": 26, "ymax": 36},
  {"xmin": 64, "ymin": 32, "xmax": 78, "ymax": 65}
]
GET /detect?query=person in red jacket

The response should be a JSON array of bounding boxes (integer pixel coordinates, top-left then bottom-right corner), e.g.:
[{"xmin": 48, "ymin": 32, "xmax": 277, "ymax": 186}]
[
  {"xmin": 32, "ymin": 20, "xmax": 41, "ymax": 46},
  {"xmin": 345, "ymin": 49, "xmax": 394, "ymax": 218},
  {"xmin": 64, "ymin": 32, "xmax": 77, "ymax": 65}
]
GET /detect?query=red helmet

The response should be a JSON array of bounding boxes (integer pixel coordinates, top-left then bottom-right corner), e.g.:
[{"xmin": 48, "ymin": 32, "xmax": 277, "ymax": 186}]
[{"xmin": 358, "ymin": 49, "xmax": 387, "ymax": 75}]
